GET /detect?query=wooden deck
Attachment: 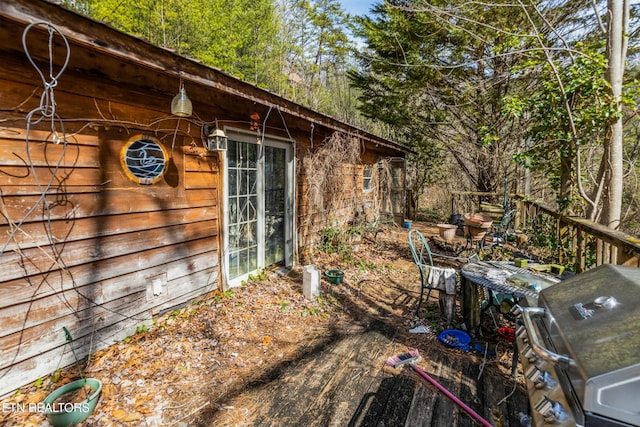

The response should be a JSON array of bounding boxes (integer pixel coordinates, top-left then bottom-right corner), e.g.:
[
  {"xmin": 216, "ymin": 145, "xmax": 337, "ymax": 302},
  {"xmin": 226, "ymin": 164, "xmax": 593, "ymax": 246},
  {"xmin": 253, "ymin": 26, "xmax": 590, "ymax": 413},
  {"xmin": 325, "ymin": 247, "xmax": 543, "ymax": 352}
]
[
  {"xmin": 195, "ymin": 314, "xmax": 529, "ymax": 426},
  {"xmin": 191, "ymin": 223, "xmax": 529, "ymax": 426}
]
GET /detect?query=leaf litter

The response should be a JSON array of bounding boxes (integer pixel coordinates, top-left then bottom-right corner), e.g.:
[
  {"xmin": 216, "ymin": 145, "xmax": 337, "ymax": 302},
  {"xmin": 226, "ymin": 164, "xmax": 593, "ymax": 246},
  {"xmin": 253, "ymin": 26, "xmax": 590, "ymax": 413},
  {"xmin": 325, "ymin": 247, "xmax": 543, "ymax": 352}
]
[{"xmin": 0, "ymin": 224, "xmax": 523, "ymax": 426}]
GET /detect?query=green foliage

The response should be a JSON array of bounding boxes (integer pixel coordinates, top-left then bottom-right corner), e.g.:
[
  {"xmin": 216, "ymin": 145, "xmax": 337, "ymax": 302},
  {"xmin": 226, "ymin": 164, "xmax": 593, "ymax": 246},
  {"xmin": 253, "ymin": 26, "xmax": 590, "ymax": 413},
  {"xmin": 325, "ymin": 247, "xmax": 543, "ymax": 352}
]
[
  {"xmin": 64, "ymin": 0, "xmax": 286, "ymax": 88},
  {"xmin": 354, "ymin": 259, "xmax": 377, "ymax": 271},
  {"xmin": 507, "ymin": 39, "xmax": 638, "ymax": 215},
  {"xmin": 62, "ymin": 0, "xmax": 374, "ymax": 130},
  {"xmin": 348, "ymin": 2, "xmax": 535, "ymax": 194},
  {"xmin": 316, "ymin": 227, "xmax": 347, "ymax": 254},
  {"xmin": 526, "ymin": 215, "xmax": 559, "ymax": 262},
  {"xmin": 301, "ymin": 307, "xmax": 321, "ymax": 316},
  {"xmin": 279, "ymin": 300, "xmax": 290, "ymax": 313},
  {"xmin": 51, "ymin": 369, "xmax": 61, "ymax": 384},
  {"xmin": 213, "ymin": 290, "xmax": 237, "ymax": 302},
  {"xmin": 242, "ymin": 270, "xmax": 267, "ymax": 285}
]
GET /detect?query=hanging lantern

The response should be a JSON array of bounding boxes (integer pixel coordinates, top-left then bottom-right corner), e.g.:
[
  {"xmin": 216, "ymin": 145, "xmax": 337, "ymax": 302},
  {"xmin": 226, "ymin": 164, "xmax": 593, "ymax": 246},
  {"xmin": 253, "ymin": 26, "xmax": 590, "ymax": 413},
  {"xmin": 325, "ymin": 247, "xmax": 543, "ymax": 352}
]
[
  {"xmin": 206, "ymin": 127, "xmax": 228, "ymax": 151},
  {"xmin": 171, "ymin": 86, "xmax": 192, "ymax": 117}
]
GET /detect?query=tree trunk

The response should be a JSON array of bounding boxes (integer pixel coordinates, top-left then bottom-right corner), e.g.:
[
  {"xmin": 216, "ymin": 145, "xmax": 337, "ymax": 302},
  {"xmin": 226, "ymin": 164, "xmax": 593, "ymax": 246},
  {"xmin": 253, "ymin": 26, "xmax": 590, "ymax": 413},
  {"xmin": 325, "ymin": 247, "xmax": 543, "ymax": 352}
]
[
  {"xmin": 601, "ymin": 0, "xmax": 629, "ymax": 229},
  {"xmin": 559, "ymin": 154, "xmax": 574, "ymax": 214}
]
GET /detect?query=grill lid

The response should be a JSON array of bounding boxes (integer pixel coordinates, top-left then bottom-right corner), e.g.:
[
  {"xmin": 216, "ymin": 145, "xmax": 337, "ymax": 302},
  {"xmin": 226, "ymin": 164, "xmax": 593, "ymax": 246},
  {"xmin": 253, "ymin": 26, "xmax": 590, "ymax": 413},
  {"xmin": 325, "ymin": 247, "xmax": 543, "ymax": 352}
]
[
  {"xmin": 538, "ymin": 264, "xmax": 640, "ymax": 378},
  {"xmin": 537, "ymin": 264, "xmax": 640, "ymax": 425}
]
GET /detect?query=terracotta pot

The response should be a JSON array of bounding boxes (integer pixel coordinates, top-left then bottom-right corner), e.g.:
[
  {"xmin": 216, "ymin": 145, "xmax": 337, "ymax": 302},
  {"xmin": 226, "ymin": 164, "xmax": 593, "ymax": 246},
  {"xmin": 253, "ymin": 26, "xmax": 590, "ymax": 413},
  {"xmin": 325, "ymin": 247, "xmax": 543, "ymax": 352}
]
[
  {"xmin": 463, "ymin": 212, "xmax": 493, "ymax": 228},
  {"xmin": 464, "ymin": 225, "xmax": 487, "ymax": 241},
  {"xmin": 437, "ymin": 224, "xmax": 458, "ymax": 242}
]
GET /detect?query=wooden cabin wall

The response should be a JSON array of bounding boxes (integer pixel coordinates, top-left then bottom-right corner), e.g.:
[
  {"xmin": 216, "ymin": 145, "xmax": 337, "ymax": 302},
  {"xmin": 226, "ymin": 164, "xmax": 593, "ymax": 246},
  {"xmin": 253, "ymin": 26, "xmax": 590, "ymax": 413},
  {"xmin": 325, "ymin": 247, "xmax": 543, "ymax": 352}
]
[
  {"xmin": 296, "ymin": 145, "xmax": 390, "ymax": 260},
  {"xmin": 0, "ymin": 82, "xmax": 221, "ymax": 397}
]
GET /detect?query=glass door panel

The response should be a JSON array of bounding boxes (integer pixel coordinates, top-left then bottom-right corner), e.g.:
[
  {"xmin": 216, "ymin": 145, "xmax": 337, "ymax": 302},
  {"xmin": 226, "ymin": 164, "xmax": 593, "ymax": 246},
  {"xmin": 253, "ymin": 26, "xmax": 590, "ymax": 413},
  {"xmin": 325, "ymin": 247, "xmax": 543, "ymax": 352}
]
[
  {"xmin": 227, "ymin": 141, "xmax": 259, "ymax": 281},
  {"xmin": 264, "ymin": 146, "xmax": 286, "ymax": 266}
]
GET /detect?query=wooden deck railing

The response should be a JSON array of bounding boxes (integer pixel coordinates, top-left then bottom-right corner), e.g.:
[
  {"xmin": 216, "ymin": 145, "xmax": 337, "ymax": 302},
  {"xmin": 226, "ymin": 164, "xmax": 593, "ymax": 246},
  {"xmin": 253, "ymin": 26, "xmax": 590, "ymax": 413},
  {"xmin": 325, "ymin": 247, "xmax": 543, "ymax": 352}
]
[
  {"xmin": 516, "ymin": 198, "xmax": 640, "ymax": 272},
  {"xmin": 450, "ymin": 192, "xmax": 640, "ymax": 272}
]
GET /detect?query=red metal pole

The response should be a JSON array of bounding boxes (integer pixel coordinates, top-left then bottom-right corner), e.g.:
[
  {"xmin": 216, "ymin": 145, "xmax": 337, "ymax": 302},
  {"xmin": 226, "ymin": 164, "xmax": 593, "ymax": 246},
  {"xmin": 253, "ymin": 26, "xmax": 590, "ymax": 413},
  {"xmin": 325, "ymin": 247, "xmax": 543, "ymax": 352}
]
[{"xmin": 411, "ymin": 364, "xmax": 493, "ymax": 427}]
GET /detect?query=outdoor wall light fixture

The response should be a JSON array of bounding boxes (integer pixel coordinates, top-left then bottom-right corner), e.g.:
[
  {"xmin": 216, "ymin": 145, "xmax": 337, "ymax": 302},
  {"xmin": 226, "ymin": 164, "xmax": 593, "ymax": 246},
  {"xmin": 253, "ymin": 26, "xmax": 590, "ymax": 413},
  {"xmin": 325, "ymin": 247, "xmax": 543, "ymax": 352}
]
[
  {"xmin": 171, "ymin": 84, "xmax": 192, "ymax": 117},
  {"xmin": 204, "ymin": 122, "xmax": 227, "ymax": 151}
]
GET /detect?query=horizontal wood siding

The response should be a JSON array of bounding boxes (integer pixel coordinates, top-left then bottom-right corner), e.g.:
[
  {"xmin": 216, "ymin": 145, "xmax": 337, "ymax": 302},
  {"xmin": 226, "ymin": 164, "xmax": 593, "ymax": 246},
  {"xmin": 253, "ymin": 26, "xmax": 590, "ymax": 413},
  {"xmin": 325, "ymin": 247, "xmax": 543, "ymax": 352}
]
[
  {"xmin": 0, "ymin": 125, "xmax": 221, "ymax": 397},
  {"xmin": 298, "ymin": 162, "xmax": 381, "ymax": 258}
]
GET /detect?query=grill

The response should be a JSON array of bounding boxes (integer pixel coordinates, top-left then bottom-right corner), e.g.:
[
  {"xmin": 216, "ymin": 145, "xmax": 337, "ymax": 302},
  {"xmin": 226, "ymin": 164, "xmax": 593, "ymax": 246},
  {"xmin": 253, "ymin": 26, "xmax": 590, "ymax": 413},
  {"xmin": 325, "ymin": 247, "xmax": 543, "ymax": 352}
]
[{"xmin": 513, "ymin": 264, "xmax": 640, "ymax": 427}]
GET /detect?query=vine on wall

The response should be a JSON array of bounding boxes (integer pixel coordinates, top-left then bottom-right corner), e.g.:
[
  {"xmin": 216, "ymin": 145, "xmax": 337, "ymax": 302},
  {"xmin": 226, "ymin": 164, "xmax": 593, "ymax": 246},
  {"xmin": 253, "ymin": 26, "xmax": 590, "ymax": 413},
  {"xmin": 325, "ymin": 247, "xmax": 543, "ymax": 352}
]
[{"xmin": 302, "ymin": 132, "xmax": 360, "ymax": 222}]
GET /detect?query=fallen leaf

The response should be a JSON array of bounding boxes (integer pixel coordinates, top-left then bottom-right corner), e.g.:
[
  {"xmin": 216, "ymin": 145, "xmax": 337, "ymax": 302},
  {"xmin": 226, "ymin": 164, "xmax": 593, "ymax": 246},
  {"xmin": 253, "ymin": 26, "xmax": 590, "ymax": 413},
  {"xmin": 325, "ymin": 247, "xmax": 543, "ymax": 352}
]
[
  {"xmin": 102, "ymin": 383, "xmax": 118, "ymax": 399},
  {"xmin": 25, "ymin": 391, "xmax": 47, "ymax": 405},
  {"xmin": 112, "ymin": 409, "xmax": 143, "ymax": 422}
]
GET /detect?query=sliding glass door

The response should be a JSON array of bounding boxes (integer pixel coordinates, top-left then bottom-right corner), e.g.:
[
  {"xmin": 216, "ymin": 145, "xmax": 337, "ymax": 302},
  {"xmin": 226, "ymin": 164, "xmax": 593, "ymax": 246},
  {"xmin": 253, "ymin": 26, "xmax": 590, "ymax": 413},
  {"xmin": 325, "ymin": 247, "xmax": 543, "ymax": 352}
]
[{"xmin": 225, "ymin": 132, "xmax": 293, "ymax": 285}]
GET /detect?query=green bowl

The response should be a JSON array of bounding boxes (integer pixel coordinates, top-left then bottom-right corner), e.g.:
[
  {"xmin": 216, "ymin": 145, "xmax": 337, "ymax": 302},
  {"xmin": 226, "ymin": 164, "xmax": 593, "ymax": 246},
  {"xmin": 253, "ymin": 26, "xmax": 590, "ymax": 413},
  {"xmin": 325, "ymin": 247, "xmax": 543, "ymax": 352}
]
[
  {"xmin": 325, "ymin": 269, "xmax": 344, "ymax": 284},
  {"xmin": 43, "ymin": 378, "xmax": 102, "ymax": 427}
]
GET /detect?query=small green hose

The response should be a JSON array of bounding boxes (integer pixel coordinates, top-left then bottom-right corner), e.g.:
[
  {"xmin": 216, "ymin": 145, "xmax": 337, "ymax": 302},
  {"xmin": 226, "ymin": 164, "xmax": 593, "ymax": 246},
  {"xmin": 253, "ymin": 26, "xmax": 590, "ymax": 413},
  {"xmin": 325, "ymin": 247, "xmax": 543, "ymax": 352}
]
[{"xmin": 62, "ymin": 327, "xmax": 86, "ymax": 383}]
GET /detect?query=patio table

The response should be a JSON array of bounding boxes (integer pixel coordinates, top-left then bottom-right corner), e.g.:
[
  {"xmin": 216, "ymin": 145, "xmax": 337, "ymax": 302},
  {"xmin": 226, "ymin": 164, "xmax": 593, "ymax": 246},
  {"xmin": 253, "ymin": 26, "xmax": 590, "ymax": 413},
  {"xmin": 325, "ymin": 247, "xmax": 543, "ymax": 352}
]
[{"xmin": 460, "ymin": 261, "xmax": 560, "ymax": 333}]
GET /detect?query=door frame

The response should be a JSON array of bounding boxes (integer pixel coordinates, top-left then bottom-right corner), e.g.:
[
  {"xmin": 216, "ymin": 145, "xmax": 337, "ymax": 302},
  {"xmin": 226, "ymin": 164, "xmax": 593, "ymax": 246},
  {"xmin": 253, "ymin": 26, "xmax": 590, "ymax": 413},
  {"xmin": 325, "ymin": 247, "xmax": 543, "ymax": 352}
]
[{"xmin": 222, "ymin": 128, "xmax": 294, "ymax": 287}]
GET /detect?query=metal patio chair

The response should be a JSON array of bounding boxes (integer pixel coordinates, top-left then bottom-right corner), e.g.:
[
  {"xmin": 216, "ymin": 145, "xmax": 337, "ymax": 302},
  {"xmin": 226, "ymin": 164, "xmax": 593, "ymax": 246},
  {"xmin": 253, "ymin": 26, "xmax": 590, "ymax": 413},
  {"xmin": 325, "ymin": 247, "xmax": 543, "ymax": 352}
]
[
  {"xmin": 408, "ymin": 228, "xmax": 478, "ymax": 315},
  {"xmin": 491, "ymin": 208, "xmax": 517, "ymax": 244}
]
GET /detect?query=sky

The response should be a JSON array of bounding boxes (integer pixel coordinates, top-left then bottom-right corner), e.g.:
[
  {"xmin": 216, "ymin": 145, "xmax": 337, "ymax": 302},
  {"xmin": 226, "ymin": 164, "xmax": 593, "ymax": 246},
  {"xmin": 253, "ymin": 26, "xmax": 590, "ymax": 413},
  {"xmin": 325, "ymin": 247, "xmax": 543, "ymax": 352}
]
[
  {"xmin": 338, "ymin": 0, "xmax": 376, "ymax": 16},
  {"xmin": 339, "ymin": 1, "xmax": 640, "ymax": 16}
]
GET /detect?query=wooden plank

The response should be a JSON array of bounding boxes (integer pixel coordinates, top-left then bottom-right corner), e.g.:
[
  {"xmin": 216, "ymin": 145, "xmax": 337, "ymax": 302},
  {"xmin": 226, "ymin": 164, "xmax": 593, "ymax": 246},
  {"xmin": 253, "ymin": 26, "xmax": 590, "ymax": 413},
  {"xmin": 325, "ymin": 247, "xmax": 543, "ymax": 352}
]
[
  {"xmin": 184, "ymin": 149, "xmax": 219, "ymax": 172},
  {"xmin": 299, "ymin": 329, "xmax": 395, "ymax": 427},
  {"xmin": 0, "ymin": 290, "xmax": 146, "ymax": 364},
  {"xmin": 480, "ymin": 356, "xmax": 529, "ymax": 427},
  {"xmin": 241, "ymin": 326, "xmax": 399, "ymax": 427},
  {"xmin": 0, "ymin": 268, "xmax": 218, "ymax": 366},
  {"xmin": 1, "ymin": 207, "xmax": 217, "ymax": 251},
  {"xmin": 0, "ymin": 251, "xmax": 218, "ymax": 336},
  {"xmin": 604, "ymin": 242, "xmax": 611, "ymax": 265},
  {"xmin": 0, "ymin": 263, "xmax": 219, "ymax": 399},
  {"xmin": 0, "ymin": 137, "xmax": 100, "ymax": 167},
  {"xmin": 418, "ymin": 351, "xmax": 463, "ymax": 426},
  {"xmin": 558, "ymin": 222, "xmax": 568, "ymax": 264},
  {"xmin": 376, "ymin": 375, "xmax": 418, "ymax": 426},
  {"xmin": 0, "ymin": 239, "xmax": 217, "ymax": 307},
  {"xmin": 185, "ymin": 170, "xmax": 218, "ymax": 189},
  {"xmin": 618, "ymin": 251, "xmax": 640, "ymax": 267},
  {"xmin": 0, "ymin": 184, "xmax": 103, "ymax": 196},
  {"xmin": 596, "ymin": 239, "xmax": 604, "ymax": 266},
  {"xmin": 404, "ymin": 381, "xmax": 437, "ymax": 427},
  {"xmin": 0, "ymin": 165, "xmax": 101, "ymax": 187},
  {"xmin": 184, "ymin": 146, "xmax": 219, "ymax": 190},
  {"xmin": 0, "ymin": 221, "xmax": 218, "ymax": 283},
  {"xmin": 0, "ymin": 127, "xmax": 100, "ymax": 146},
  {"xmin": 459, "ymin": 356, "xmax": 485, "ymax": 427},
  {"xmin": 0, "ymin": 311, "xmax": 149, "ymax": 398},
  {"xmin": 250, "ymin": 331, "xmax": 365, "ymax": 425},
  {"xmin": 0, "ymin": 189, "xmax": 216, "ymax": 222},
  {"xmin": 577, "ymin": 228, "xmax": 586, "ymax": 273}
]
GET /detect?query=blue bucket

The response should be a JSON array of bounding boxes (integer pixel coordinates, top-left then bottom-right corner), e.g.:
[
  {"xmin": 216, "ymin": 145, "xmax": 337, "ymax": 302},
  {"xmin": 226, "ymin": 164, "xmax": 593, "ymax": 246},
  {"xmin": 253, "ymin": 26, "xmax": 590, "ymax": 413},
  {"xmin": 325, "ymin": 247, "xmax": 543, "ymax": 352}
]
[{"xmin": 438, "ymin": 329, "xmax": 471, "ymax": 350}]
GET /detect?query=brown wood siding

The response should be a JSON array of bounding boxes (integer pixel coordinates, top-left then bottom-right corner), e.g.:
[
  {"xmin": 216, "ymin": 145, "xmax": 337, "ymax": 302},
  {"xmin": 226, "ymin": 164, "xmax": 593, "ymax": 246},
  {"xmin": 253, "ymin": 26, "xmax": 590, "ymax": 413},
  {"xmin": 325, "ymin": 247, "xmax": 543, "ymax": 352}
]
[
  {"xmin": 0, "ymin": 124, "xmax": 221, "ymax": 397},
  {"xmin": 297, "ymin": 161, "xmax": 382, "ymax": 258}
]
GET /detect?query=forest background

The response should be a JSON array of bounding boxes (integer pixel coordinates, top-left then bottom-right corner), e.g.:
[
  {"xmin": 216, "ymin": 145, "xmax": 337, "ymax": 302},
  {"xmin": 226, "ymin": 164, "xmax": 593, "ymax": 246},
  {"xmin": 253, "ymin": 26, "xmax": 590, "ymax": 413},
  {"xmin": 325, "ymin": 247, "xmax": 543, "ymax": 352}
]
[{"xmin": 61, "ymin": 0, "xmax": 640, "ymax": 236}]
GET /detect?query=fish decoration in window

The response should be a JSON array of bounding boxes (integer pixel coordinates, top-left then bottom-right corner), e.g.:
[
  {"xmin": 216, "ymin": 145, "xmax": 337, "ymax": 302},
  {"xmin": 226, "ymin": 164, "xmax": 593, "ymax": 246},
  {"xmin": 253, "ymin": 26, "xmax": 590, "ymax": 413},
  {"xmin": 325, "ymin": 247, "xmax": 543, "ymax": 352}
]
[{"xmin": 120, "ymin": 135, "xmax": 169, "ymax": 184}]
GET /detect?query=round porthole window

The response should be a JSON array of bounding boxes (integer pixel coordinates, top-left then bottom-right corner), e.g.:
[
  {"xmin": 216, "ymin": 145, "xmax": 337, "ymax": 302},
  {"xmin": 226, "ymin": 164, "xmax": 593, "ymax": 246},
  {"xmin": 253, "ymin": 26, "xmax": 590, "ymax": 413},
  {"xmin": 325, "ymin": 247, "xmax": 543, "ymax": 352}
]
[{"xmin": 120, "ymin": 135, "xmax": 169, "ymax": 185}]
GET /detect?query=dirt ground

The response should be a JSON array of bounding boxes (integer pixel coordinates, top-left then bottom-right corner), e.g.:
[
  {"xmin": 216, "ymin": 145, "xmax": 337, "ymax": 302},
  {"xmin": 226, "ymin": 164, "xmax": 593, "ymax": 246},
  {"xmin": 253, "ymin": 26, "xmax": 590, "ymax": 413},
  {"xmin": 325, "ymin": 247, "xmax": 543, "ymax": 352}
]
[{"xmin": 0, "ymin": 222, "xmax": 521, "ymax": 427}]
